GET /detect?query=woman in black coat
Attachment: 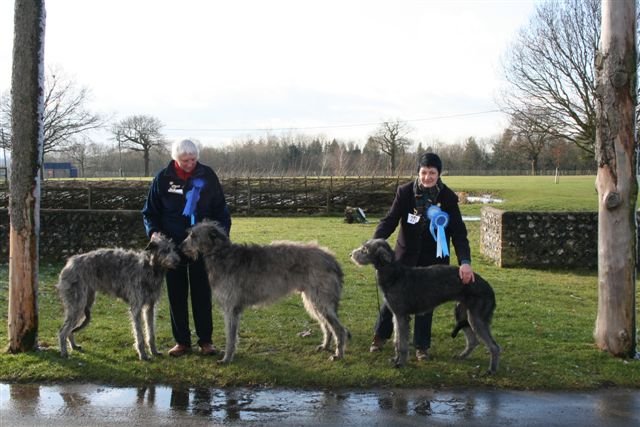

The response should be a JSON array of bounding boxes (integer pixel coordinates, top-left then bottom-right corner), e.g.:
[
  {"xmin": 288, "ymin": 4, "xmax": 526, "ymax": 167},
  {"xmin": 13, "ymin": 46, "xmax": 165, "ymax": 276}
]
[{"xmin": 370, "ymin": 153, "xmax": 475, "ymax": 361}]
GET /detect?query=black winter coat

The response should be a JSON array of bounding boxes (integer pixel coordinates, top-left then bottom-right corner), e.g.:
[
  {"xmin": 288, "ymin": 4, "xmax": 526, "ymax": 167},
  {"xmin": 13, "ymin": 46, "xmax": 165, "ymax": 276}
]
[{"xmin": 373, "ymin": 180, "xmax": 471, "ymax": 267}]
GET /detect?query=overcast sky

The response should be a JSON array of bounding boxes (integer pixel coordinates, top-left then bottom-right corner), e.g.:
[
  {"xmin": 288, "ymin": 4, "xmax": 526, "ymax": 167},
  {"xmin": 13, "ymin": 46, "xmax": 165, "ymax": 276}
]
[{"xmin": 0, "ymin": 0, "xmax": 538, "ymax": 148}]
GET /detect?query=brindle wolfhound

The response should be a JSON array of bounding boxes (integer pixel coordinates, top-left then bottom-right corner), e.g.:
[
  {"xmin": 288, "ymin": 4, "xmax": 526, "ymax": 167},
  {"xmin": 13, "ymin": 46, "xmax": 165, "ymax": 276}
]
[
  {"xmin": 57, "ymin": 233, "xmax": 180, "ymax": 360},
  {"xmin": 180, "ymin": 220, "xmax": 349, "ymax": 364},
  {"xmin": 351, "ymin": 238, "xmax": 500, "ymax": 374}
]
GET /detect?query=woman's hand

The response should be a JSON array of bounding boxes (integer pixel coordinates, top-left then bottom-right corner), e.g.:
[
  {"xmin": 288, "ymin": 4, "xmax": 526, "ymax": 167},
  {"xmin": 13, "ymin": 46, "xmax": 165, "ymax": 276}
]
[{"xmin": 459, "ymin": 263, "xmax": 475, "ymax": 284}]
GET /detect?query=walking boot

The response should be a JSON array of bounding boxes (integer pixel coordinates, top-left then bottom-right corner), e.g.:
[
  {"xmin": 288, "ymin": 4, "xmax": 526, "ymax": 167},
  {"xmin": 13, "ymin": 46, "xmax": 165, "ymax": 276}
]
[
  {"xmin": 168, "ymin": 343, "xmax": 191, "ymax": 357},
  {"xmin": 200, "ymin": 343, "xmax": 219, "ymax": 356},
  {"xmin": 369, "ymin": 335, "xmax": 386, "ymax": 352},
  {"xmin": 416, "ymin": 348, "xmax": 430, "ymax": 361}
]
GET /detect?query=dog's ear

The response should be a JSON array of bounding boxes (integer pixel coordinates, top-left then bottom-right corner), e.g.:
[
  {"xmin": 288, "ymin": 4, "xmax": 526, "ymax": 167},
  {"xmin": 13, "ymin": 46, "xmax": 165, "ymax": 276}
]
[
  {"xmin": 209, "ymin": 222, "xmax": 230, "ymax": 244},
  {"xmin": 374, "ymin": 243, "xmax": 394, "ymax": 266}
]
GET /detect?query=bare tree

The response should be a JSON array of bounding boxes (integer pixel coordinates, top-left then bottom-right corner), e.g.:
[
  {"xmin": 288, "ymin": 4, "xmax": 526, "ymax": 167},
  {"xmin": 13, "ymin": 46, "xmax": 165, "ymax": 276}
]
[
  {"xmin": 112, "ymin": 115, "xmax": 166, "ymax": 177},
  {"xmin": 8, "ymin": 0, "xmax": 45, "ymax": 353},
  {"xmin": 1, "ymin": 128, "xmax": 8, "ymax": 176},
  {"xmin": 500, "ymin": 0, "xmax": 600, "ymax": 155},
  {"xmin": 509, "ymin": 107, "xmax": 559, "ymax": 175},
  {"xmin": 594, "ymin": 0, "xmax": 637, "ymax": 358},
  {"xmin": 2, "ymin": 96, "xmax": 11, "ymax": 144},
  {"xmin": 1, "ymin": 67, "xmax": 104, "ymax": 166},
  {"xmin": 41, "ymin": 68, "xmax": 104, "ymax": 157},
  {"xmin": 326, "ymin": 139, "xmax": 349, "ymax": 176},
  {"xmin": 0, "ymin": 96, "xmax": 10, "ymax": 152},
  {"xmin": 66, "ymin": 137, "xmax": 100, "ymax": 177},
  {"xmin": 368, "ymin": 120, "xmax": 413, "ymax": 175}
]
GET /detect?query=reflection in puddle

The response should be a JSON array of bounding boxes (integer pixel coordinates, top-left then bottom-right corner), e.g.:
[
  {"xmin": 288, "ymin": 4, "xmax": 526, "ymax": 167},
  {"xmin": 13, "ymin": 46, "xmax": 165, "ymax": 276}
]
[
  {"xmin": 165, "ymin": 387, "xmax": 288, "ymax": 422},
  {"xmin": 1, "ymin": 383, "xmax": 639, "ymax": 426},
  {"xmin": 0, "ymin": 383, "xmax": 478, "ymax": 425}
]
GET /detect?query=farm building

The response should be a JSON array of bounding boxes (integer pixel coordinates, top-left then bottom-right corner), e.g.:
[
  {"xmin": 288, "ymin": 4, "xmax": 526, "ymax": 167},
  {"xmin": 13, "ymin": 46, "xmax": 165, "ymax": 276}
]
[{"xmin": 43, "ymin": 162, "xmax": 78, "ymax": 178}]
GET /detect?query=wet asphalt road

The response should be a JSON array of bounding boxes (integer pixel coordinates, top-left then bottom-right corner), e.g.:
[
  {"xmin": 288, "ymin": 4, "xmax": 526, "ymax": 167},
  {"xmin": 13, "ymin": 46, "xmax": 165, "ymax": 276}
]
[{"xmin": 1, "ymin": 383, "xmax": 639, "ymax": 426}]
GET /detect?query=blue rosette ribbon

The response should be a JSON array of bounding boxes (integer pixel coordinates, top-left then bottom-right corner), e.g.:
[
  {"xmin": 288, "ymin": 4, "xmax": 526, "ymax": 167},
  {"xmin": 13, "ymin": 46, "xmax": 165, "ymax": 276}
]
[
  {"xmin": 182, "ymin": 178, "xmax": 205, "ymax": 225},
  {"xmin": 427, "ymin": 205, "xmax": 450, "ymax": 258}
]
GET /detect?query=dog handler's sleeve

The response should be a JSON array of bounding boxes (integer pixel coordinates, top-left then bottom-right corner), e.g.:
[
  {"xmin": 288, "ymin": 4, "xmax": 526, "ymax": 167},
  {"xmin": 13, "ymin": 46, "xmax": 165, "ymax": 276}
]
[{"xmin": 142, "ymin": 175, "xmax": 163, "ymax": 238}]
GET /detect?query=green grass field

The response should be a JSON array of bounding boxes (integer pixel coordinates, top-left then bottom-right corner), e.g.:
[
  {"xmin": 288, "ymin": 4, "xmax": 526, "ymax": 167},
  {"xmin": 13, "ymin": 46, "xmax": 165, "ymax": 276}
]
[{"xmin": 0, "ymin": 175, "xmax": 638, "ymax": 390}]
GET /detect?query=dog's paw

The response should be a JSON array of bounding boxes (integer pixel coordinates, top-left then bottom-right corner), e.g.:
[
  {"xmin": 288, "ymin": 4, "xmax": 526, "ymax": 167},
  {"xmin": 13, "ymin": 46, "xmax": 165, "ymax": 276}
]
[
  {"xmin": 217, "ymin": 352, "xmax": 231, "ymax": 364},
  {"xmin": 390, "ymin": 357, "xmax": 405, "ymax": 368},
  {"xmin": 316, "ymin": 344, "xmax": 330, "ymax": 353},
  {"xmin": 329, "ymin": 354, "xmax": 343, "ymax": 361},
  {"xmin": 455, "ymin": 350, "xmax": 472, "ymax": 360}
]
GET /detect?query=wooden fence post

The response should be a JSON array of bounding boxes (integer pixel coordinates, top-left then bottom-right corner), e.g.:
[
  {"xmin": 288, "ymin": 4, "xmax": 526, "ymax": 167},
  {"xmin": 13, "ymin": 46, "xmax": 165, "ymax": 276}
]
[{"xmin": 247, "ymin": 177, "xmax": 251, "ymax": 213}]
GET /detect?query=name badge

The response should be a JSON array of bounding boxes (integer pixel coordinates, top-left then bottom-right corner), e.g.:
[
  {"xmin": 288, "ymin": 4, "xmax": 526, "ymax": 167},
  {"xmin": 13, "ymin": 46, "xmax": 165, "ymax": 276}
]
[
  {"xmin": 168, "ymin": 184, "xmax": 184, "ymax": 195},
  {"xmin": 407, "ymin": 213, "xmax": 420, "ymax": 225}
]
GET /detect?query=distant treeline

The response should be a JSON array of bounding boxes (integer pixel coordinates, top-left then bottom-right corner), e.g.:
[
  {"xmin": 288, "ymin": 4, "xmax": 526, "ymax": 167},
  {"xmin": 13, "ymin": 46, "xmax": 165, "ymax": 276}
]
[{"xmin": 40, "ymin": 133, "xmax": 596, "ymax": 178}]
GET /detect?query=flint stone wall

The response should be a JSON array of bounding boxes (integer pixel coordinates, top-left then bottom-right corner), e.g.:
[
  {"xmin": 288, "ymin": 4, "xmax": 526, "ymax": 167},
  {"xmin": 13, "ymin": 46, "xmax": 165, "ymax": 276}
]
[
  {"xmin": 480, "ymin": 206, "xmax": 601, "ymax": 269},
  {"xmin": 0, "ymin": 209, "xmax": 148, "ymax": 262}
]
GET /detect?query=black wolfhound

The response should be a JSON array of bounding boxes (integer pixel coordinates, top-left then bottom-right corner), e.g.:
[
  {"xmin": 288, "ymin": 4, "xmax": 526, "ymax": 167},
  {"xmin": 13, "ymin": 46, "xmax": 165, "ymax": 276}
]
[{"xmin": 351, "ymin": 238, "xmax": 500, "ymax": 374}]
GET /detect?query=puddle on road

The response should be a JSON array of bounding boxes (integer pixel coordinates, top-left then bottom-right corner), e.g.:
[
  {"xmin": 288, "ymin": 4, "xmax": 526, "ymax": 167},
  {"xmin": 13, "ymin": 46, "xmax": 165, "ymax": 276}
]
[
  {"xmin": 2, "ymin": 383, "xmax": 639, "ymax": 426},
  {"xmin": 0, "ymin": 383, "xmax": 491, "ymax": 425}
]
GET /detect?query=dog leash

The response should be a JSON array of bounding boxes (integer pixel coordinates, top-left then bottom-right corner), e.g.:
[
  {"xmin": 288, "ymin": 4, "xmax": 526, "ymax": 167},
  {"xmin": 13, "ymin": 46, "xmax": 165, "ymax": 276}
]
[{"xmin": 374, "ymin": 273, "xmax": 382, "ymax": 314}]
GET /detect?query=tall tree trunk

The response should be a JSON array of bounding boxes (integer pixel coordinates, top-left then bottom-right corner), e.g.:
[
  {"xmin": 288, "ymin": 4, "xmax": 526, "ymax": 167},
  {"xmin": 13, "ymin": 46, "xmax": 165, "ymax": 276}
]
[
  {"xmin": 594, "ymin": 0, "xmax": 637, "ymax": 357},
  {"xmin": 144, "ymin": 148, "xmax": 150, "ymax": 177},
  {"xmin": 8, "ymin": 0, "xmax": 46, "ymax": 353},
  {"xmin": 390, "ymin": 149, "xmax": 395, "ymax": 176}
]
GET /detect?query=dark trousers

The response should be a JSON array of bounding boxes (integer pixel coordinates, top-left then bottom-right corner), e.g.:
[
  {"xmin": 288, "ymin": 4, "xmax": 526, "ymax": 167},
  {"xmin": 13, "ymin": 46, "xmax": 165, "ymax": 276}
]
[
  {"xmin": 166, "ymin": 257, "xmax": 212, "ymax": 347},
  {"xmin": 373, "ymin": 241, "xmax": 444, "ymax": 350},
  {"xmin": 373, "ymin": 305, "xmax": 433, "ymax": 350}
]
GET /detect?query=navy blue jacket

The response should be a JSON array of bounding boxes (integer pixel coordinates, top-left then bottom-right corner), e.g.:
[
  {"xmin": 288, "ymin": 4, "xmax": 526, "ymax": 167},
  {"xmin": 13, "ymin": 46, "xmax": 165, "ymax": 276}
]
[
  {"xmin": 373, "ymin": 180, "xmax": 470, "ymax": 267},
  {"xmin": 142, "ymin": 161, "xmax": 231, "ymax": 243}
]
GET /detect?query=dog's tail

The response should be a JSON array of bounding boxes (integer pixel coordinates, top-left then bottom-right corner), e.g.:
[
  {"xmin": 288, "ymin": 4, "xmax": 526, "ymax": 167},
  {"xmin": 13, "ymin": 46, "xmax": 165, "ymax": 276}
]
[
  {"xmin": 450, "ymin": 319, "xmax": 470, "ymax": 338},
  {"xmin": 451, "ymin": 302, "xmax": 471, "ymax": 338},
  {"xmin": 71, "ymin": 307, "xmax": 91, "ymax": 334}
]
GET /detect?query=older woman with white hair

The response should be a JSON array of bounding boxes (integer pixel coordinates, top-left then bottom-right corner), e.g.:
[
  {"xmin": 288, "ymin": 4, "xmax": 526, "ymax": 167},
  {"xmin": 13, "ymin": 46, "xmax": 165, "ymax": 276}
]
[{"xmin": 143, "ymin": 139, "xmax": 231, "ymax": 357}]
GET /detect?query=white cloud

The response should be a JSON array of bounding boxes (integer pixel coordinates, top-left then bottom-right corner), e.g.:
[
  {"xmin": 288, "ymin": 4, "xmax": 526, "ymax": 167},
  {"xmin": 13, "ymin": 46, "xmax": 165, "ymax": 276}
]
[{"xmin": 1, "ymin": 0, "xmax": 537, "ymax": 147}]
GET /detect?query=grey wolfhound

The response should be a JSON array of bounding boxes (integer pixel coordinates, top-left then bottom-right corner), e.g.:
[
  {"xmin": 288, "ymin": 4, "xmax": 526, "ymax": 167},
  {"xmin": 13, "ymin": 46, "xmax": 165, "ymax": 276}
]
[
  {"xmin": 180, "ymin": 220, "xmax": 349, "ymax": 364},
  {"xmin": 351, "ymin": 238, "xmax": 500, "ymax": 374},
  {"xmin": 57, "ymin": 233, "xmax": 180, "ymax": 360}
]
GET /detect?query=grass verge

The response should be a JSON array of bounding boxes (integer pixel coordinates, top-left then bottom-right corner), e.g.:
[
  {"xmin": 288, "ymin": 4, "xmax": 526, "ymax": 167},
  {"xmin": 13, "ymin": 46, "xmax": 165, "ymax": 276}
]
[{"xmin": 1, "ymin": 214, "xmax": 638, "ymax": 390}]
